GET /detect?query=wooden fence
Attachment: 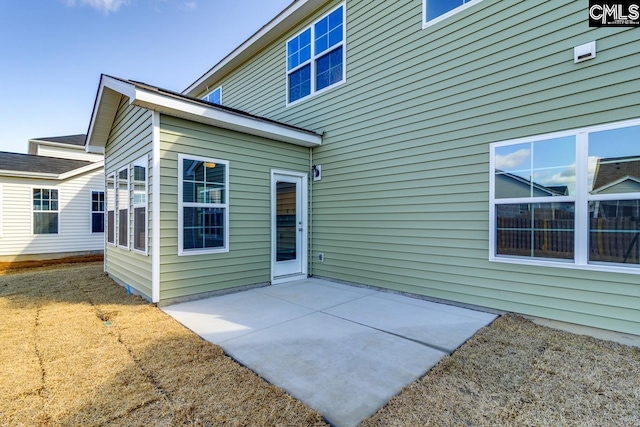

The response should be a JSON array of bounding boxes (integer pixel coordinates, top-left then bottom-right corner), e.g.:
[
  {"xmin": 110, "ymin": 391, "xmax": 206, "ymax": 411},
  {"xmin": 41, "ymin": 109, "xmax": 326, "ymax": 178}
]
[{"xmin": 497, "ymin": 217, "xmax": 639, "ymax": 263}]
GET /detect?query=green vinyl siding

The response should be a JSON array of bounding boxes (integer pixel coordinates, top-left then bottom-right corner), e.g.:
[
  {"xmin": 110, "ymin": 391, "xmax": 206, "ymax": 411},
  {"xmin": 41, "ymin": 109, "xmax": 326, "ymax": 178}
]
[
  {"xmin": 191, "ymin": 0, "xmax": 640, "ymax": 334},
  {"xmin": 157, "ymin": 115, "xmax": 308, "ymax": 300},
  {"xmin": 105, "ymin": 98, "xmax": 154, "ymax": 299}
]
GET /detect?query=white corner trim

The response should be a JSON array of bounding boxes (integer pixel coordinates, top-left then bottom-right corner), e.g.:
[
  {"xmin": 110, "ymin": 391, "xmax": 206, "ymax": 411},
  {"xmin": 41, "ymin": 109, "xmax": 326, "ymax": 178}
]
[{"xmin": 151, "ymin": 112, "xmax": 161, "ymax": 303}]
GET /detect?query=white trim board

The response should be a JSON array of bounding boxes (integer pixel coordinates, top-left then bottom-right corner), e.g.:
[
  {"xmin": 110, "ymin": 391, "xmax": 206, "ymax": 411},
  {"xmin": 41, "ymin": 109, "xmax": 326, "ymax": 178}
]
[{"xmin": 86, "ymin": 76, "xmax": 322, "ymax": 153}]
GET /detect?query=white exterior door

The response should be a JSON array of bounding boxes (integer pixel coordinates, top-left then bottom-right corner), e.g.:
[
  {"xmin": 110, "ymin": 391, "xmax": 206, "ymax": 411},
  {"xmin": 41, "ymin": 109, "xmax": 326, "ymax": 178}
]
[{"xmin": 271, "ymin": 171, "xmax": 307, "ymax": 282}]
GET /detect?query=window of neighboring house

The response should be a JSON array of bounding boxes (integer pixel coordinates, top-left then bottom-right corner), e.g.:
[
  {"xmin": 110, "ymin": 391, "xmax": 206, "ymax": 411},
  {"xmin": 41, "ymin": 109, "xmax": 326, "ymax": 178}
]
[
  {"xmin": 117, "ymin": 166, "xmax": 129, "ymax": 249},
  {"xmin": 178, "ymin": 155, "xmax": 229, "ymax": 255},
  {"xmin": 490, "ymin": 119, "xmax": 640, "ymax": 272},
  {"xmin": 106, "ymin": 173, "xmax": 115, "ymax": 244},
  {"xmin": 33, "ymin": 188, "xmax": 59, "ymax": 234},
  {"xmin": 423, "ymin": 0, "xmax": 483, "ymax": 27},
  {"xmin": 133, "ymin": 156, "xmax": 148, "ymax": 254},
  {"xmin": 287, "ymin": 3, "xmax": 345, "ymax": 104},
  {"xmin": 202, "ymin": 86, "xmax": 222, "ymax": 105},
  {"xmin": 91, "ymin": 191, "xmax": 105, "ymax": 233}
]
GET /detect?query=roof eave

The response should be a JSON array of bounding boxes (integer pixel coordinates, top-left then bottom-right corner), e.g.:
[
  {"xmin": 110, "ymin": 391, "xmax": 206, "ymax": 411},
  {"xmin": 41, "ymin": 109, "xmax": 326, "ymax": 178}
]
[
  {"xmin": 182, "ymin": 0, "xmax": 329, "ymax": 97},
  {"xmin": 133, "ymin": 89, "xmax": 322, "ymax": 147},
  {"xmin": 88, "ymin": 76, "xmax": 321, "ymax": 150}
]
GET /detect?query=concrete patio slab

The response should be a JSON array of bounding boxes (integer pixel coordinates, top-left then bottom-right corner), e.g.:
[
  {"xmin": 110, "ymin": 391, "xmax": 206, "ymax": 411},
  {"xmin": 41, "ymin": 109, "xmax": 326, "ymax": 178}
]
[
  {"xmin": 325, "ymin": 293, "xmax": 496, "ymax": 353},
  {"xmin": 163, "ymin": 278, "xmax": 497, "ymax": 427}
]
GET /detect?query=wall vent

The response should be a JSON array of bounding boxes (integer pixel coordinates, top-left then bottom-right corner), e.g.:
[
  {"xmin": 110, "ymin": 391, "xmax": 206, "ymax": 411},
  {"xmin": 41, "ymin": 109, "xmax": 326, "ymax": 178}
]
[{"xmin": 574, "ymin": 41, "xmax": 596, "ymax": 63}]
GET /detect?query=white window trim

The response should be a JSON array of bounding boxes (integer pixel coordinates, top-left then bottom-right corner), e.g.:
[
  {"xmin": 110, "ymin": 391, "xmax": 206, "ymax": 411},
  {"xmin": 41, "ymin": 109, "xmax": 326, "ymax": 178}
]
[
  {"xmin": 90, "ymin": 190, "xmax": 105, "ymax": 234},
  {"xmin": 203, "ymin": 86, "xmax": 222, "ymax": 105},
  {"xmin": 117, "ymin": 165, "xmax": 130, "ymax": 250},
  {"xmin": 422, "ymin": 0, "xmax": 484, "ymax": 29},
  {"xmin": 178, "ymin": 154, "xmax": 230, "ymax": 256},
  {"xmin": 489, "ymin": 117, "xmax": 640, "ymax": 275},
  {"xmin": 132, "ymin": 156, "xmax": 149, "ymax": 255},
  {"xmin": 286, "ymin": 2, "xmax": 347, "ymax": 106},
  {"xmin": 31, "ymin": 186, "xmax": 60, "ymax": 236},
  {"xmin": 106, "ymin": 172, "xmax": 116, "ymax": 246}
]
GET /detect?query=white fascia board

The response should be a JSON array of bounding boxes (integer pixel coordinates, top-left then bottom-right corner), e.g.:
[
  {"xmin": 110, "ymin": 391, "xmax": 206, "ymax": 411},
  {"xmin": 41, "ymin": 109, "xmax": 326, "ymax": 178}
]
[
  {"xmin": 58, "ymin": 161, "xmax": 104, "ymax": 180},
  {"xmin": 86, "ymin": 76, "xmax": 135, "ymax": 152},
  {"xmin": 183, "ymin": 0, "xmax": 328, "ymax": 97},
  {"xmin": 0, "ymin": 170, "xmax": 59, "ymax": 179},
  {"xmin": 132, "ymin": 88, "xmax": 322, "ymax": 147},
  {"xmin": 28, "ymin": 139, "xmax": 86, "ymax": 151}
]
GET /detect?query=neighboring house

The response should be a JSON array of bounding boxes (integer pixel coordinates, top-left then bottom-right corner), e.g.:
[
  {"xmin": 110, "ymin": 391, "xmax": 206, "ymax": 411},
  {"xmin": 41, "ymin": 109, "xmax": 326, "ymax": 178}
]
[
  {"xmin": 0, "ymin": 135, "xmax": 104, "ymax": 261},
  {"xmin": 87, "ymin": 0, "xmax": 640, "ymax": 336}
]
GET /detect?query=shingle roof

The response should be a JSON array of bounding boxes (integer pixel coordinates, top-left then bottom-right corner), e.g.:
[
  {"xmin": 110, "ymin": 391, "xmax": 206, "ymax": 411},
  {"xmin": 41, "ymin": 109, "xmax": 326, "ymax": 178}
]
[
  {"xmin": 109, "ymin": 76, "xmax": 319, "ymax": 136},
  {"xmin": 592, "ymin": 156, "xmax": 640, "ymax": 191},
  {"xmin": 0, "ymin": 152, "xmax": 93, "ymax": 174},
  {"xmin": 31, "ymin": 134, "xmax": 87, "ymax": 147}
]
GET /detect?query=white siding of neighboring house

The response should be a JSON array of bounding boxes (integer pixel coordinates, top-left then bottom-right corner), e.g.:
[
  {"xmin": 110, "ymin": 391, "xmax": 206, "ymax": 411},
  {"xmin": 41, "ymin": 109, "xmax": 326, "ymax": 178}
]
[
  {"xmin": 37, "ymin": 145, "xmax": 103, "ymax": 162},
  {"xmin": 0, "ymin": 168, "xmax": 104, "ymax": 259}
]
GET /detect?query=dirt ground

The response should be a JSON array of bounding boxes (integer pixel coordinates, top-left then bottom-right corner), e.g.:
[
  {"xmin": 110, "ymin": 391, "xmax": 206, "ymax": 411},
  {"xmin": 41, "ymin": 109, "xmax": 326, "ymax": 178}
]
[{"xmin": 1, "ymin": 262, "xmax": 639, "ymax": 426}]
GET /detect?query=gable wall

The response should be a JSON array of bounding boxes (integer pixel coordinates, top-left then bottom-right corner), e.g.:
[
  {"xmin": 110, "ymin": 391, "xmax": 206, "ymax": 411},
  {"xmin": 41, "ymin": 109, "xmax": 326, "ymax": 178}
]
[
  {"xmin": 198, "ymin": 0, "xmax": 640, "ymax": 334},
  {"xmin": 104, "ymin": 98, "xmax": 154, "ymax": 299},
  {"xmin": 157, "ymin": 115, "xmax": 309, "ymax": 301}
]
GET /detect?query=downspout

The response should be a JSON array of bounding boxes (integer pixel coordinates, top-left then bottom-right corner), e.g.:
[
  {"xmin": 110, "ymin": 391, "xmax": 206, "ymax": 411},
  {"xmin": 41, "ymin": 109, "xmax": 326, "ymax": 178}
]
[{"xmin": 309, "ymin": 146, "xmax": 313, "ymax": 277}]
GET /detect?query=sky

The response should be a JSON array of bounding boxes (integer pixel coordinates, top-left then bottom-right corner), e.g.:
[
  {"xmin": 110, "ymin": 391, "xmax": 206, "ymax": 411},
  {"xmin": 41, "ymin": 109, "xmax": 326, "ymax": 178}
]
[{"xmin": 0, "ymin": 0, "xmax": 292, "ymax": 153}]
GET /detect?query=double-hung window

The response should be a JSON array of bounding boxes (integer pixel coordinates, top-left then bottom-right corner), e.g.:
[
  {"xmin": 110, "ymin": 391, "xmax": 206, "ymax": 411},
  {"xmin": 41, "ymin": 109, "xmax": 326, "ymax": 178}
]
[
  {"xmin": 287, "ymin": 3, "xmax": 345, "ymax": 104},
  {"xmin": 106, "ymin": 173, "xmax": 115, "ymax": 244},
  {"xmin": 178, "ymin": 155, "xmax": 229, "ymax": 255},
  {"xmin": 490, "ymin": 119, "xmax": 640, "ymax": 272},
  {"xmin": 423, "ymin": 0, "xmax": 484, "ymax": 28},
  {"xmin": 202, "ymin": 86, "xmax": 222, "ymax": 105},
  {"xmin": 117, "ymin": 167, "xmax": 129, "ymax": 249},
  {"xmin": 33, "ymin": 188, "xmax": 58, "ymax": 234},
  {"xmin": 91, "ymin": 191, "xmax": 105, "ymax": 233},
  {"xmin": 132, "ymin": 157, "xmax": 148, "ymax": 253}
]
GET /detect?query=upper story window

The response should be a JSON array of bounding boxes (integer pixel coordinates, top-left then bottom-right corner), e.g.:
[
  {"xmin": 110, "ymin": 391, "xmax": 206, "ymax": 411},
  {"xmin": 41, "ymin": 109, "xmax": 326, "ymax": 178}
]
[
  {"xmin": 287, "ymin": 3, "xmax": 345, "ymax": 104},
  {"xmin": 178, "ymin": 155, "xmax": 229, "ymax": 255},
  {"xmin": 423, "ymin": 0, "xmax": 483, "ymax": 28},
  {"xmin": 490, "ymin": 119, "xmax": 640, "ymax": 274},
  {"xmin": 202, "ymin": 86, "xmax": 222, "ymax": 105}
]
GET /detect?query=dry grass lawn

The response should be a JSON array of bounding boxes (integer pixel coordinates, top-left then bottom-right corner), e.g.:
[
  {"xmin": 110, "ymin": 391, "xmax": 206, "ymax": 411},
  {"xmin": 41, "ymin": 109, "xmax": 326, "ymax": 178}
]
[
  {"xmin": 1, "ymin": 262, "xmax": 639, "ymax": 426},
  {"xmin": 0, "ymin": 262, "xmax": 326, "ymax": 426}
]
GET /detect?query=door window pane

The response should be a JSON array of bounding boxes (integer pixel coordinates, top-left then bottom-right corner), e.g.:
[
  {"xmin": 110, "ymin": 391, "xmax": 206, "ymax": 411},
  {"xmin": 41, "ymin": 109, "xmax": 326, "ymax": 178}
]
[{"xmin": 276, "ymin": 182, "xmax": 297, "ymax": 262}]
